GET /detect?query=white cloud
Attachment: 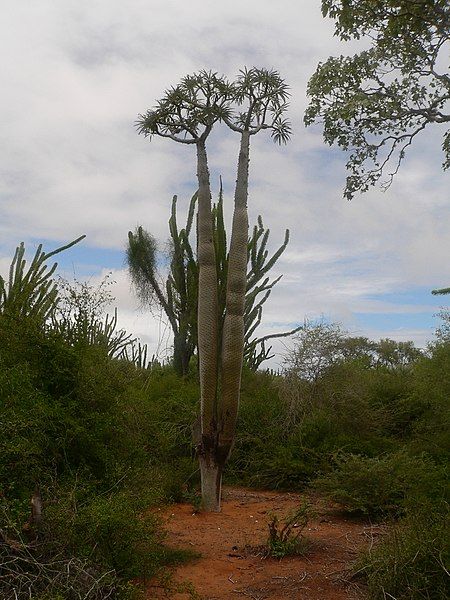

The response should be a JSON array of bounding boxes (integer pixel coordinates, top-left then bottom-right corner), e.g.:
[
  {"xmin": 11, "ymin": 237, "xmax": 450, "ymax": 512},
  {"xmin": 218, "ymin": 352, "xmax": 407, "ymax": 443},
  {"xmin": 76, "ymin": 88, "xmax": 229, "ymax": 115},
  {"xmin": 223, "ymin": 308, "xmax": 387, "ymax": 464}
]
[{"xmin": 1, "ymin": 0, "xmax": 449, "ymax": 369}]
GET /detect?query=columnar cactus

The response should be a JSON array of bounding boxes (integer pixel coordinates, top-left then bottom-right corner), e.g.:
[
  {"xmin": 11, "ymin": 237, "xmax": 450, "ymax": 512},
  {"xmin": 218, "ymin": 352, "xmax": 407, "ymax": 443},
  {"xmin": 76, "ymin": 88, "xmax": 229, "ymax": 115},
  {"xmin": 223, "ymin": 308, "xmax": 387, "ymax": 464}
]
[
  {"xmin": 0, "ymin": 236, "xmax": 85, "ymax": 323},
  {"xmin": 128, "ymin": 186, "xmax": 297, "ymax": 375},
  {"xmin": 128, "ymin": 193, "xmax": 198, "ymax": 376}
]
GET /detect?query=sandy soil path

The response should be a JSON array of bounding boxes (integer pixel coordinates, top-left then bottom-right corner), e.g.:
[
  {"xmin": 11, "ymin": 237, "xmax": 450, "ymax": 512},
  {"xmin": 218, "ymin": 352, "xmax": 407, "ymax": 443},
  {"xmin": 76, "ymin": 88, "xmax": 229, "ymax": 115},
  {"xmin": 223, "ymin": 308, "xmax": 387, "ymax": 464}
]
[{"xmin": 146, "ymin": 487, "xmax": 382, "ymax": 600}]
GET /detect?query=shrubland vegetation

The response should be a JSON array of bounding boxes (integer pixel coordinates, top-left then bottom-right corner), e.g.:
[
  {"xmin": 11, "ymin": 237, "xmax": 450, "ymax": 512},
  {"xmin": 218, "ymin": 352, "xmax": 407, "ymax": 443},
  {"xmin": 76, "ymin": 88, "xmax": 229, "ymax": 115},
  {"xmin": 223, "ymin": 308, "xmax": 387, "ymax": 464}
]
[
  {"xmin": 1, "ymin": 2, "xmax": 448, "ymax": 597},
  {"xmin": 1, "ymin": 239, "xmax": 448, "ymax": 599}
]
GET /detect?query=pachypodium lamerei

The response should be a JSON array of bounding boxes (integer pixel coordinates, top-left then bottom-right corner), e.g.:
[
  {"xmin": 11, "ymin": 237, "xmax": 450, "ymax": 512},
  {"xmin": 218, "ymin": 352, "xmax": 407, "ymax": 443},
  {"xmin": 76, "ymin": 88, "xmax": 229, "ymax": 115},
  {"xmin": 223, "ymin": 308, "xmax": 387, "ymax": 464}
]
[
  {"xmin": 217, "ymin": 68, "xmax": 291, "ymax": 499},
  {"xmin": 137, "ymin": 68, "xmax": 291, "ymax": 511}
]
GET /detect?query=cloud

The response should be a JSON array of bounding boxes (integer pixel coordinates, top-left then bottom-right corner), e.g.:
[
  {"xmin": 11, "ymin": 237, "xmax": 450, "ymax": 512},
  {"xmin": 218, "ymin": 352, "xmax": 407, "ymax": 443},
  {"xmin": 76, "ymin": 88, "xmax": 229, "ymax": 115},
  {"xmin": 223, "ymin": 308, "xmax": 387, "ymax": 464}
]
[{"xmin": 0, "ymin": 0, "xmax": 449, "ymax": 369}]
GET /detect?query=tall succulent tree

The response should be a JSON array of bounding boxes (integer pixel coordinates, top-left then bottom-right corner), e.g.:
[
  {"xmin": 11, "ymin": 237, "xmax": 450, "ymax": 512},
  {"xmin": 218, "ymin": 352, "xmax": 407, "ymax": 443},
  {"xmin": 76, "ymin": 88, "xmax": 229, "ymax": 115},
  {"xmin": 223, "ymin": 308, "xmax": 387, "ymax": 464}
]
[
  {"xmin": 137, "ymin": 68, "xmax": 290, "ymax": 511},
  {"xmin": 216, "ymin": 68, "xmax": 291, "ymax": 504},
  {"xmin": 137, "ymin": 71, "xmax": 234, "ymax": 510}
]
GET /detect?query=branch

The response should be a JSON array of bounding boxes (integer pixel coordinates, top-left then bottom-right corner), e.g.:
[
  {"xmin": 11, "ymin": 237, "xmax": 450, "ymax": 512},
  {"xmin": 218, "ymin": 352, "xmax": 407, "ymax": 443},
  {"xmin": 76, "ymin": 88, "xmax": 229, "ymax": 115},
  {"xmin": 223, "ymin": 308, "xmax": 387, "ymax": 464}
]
[{"xmin": 431, "ymin": 286, "xmax": 450, "ymax": 295}]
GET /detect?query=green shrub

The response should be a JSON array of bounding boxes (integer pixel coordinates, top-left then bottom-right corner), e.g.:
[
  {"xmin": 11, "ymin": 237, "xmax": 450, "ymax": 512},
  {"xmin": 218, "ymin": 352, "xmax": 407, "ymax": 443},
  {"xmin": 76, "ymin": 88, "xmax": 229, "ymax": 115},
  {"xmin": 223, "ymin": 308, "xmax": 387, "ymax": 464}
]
[
  {"xmin": 408, "ymin": 342, "xmax": 450, "ymax": 462},
  {"xmin": 245, "ymin": 443, "xmax": 324, "ymax": 490},
  {"xmin": 0, "ymin": 498, "xmax": 139, "ymax": 600},
  {"xmin": 266, "ymin": 503, "xmax": 312, "ymax": 559},
  {"xmin": 34, "ymin": 478, "xmax": 195, "ymax": 587},
  {"xmin": 315, "ymin": 451, "xmax": 447, "ymax": 519},
  {"xmin": 357, "ymin": 505, "xmax": 449, "ymax": 600}
]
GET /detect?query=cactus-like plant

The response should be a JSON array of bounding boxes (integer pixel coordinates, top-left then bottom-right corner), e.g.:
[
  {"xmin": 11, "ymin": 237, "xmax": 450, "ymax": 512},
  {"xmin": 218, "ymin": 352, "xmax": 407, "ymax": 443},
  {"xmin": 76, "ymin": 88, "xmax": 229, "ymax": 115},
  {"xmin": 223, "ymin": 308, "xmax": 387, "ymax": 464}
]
[
  {"xmin": 0, "ymin": 236, "xmax": 85, "ymax": 323},
  {"xmin": 127, "ymin": 193, "xmax": 198, "ymax": 376},
  {"xmin": 432, "ymin": 287, "xmax": 450, "ymax": 295},
  {"xmin": 128, "ymin": 187, "xmax": 299, "ymax": 376},
  {"xmin": 137, "ymin": 68, "xmax": 291, "ymax": 511},
  {"xmin": 217, "ymin": 68, "xmax": 291, "ymax": 490}
]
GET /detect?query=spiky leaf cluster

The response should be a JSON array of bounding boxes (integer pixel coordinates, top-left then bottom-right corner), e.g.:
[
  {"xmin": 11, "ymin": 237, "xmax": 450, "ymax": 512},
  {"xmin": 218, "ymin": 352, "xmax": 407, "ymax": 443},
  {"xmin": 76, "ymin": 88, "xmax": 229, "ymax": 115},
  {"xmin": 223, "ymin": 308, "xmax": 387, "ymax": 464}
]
[
  {"xmin": 305, "ymin": 0, "xmax": 450, "ymax": 199},
  {"xmin": 137, "ymin": 67, "xmax": 291, "ymax": 145},
  {"xmin": 226, "ymin": 67, "xmax": 292, "ymax": 144},
  {"xmin": 136, "ymin": 70, "xmax": 234, "ymax": 144}
]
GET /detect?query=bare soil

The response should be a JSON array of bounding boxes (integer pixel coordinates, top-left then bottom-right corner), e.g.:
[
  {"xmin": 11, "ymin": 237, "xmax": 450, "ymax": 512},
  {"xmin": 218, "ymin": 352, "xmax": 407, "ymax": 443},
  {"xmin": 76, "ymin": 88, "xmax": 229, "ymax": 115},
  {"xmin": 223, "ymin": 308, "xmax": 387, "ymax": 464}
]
[{"xmin": 146, "ymin": 487, "xmax": 383, "ymax": 600}]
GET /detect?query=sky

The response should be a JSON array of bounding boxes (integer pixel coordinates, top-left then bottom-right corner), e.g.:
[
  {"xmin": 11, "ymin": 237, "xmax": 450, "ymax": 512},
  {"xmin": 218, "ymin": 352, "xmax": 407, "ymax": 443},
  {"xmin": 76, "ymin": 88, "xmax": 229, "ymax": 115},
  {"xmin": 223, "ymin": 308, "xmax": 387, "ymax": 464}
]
[{"xmin": 1, "ymin": 0, "xmax": 449, "ymax": 368}]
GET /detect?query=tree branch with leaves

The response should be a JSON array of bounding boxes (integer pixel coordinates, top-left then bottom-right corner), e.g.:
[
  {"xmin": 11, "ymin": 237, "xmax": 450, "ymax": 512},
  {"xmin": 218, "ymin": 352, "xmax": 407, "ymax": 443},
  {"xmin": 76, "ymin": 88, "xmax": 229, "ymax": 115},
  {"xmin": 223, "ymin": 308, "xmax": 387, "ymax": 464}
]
[{"xmin": 305, "ymin": 0, "xmax": 449, "ymax": 199}]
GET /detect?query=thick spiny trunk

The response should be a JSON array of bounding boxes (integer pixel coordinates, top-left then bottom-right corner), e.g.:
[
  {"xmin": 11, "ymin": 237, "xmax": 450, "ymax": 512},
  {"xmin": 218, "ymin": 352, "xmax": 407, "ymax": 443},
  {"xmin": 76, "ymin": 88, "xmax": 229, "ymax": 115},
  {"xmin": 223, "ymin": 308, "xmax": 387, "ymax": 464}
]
[
  {"xmin": 198, "ymin": 454, "xmax": 222, "ymax": 512},
  {"xmin": 218, "ymin": 131, "xmax": 250, "ymax": 461},
  {"xmin": 196, "ymin": 139, "xmax": 220, "ymax": 509}
]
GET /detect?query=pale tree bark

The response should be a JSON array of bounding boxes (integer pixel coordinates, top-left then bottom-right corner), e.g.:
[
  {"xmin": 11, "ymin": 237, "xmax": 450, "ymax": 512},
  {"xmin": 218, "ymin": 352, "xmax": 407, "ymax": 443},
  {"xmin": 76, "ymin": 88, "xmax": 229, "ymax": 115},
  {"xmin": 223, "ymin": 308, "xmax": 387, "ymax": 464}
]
[
  {"xmin": 199, "ymin": 455, "xmax": 222, "ymax": 512},
  {"xmin": 218, "ymin": 131, "xmax": 250, "ymax": 465},
  {"xmin": 196, "ymin": 139, "xmax": 221, "ymax": 512}
]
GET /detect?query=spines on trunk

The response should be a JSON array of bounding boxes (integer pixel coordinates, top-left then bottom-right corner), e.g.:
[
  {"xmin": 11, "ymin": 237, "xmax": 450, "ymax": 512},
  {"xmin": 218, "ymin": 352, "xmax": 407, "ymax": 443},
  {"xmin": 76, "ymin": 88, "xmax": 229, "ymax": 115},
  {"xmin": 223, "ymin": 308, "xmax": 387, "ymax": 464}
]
[
  {"xmin": 196, "ymin": 140, "xmax": 219, "ymax": 446},
  {"xmin": 218, "ymin": 131, "xmax": 250, "ymax": 460}
]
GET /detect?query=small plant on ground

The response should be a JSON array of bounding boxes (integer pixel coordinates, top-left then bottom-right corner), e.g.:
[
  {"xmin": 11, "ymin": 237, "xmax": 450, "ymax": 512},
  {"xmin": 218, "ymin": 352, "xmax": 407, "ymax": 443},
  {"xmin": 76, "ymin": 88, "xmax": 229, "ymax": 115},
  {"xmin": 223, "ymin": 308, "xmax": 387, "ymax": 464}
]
[{"xmin": 265, "ymin": 502, "xmax": 312, "ymax": 559}]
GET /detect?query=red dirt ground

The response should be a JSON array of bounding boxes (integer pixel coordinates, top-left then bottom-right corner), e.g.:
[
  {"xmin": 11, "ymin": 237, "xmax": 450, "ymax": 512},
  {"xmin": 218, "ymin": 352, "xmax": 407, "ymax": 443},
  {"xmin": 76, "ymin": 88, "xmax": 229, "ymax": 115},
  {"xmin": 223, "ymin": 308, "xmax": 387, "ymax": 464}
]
[{"xmin": 146, "ymin": 487, "xmax": 384, "ymax": 600}]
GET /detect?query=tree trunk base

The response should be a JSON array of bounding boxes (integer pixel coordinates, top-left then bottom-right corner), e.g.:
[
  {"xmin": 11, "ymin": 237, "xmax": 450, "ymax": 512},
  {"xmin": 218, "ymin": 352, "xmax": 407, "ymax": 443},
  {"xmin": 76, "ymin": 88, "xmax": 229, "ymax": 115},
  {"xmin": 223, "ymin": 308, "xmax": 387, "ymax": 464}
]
[{"xmin": 199, "ymin": 456, "xmax": 222, "ymax": 512}]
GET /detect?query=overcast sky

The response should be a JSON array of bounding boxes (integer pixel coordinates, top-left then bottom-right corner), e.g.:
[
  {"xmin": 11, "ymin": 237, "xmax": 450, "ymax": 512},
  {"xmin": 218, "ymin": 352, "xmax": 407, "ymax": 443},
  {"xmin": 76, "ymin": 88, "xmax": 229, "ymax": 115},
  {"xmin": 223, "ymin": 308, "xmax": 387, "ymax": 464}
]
[{"xmin": 1, "ymin": 0, "xmax": 449, "ymax": 367}]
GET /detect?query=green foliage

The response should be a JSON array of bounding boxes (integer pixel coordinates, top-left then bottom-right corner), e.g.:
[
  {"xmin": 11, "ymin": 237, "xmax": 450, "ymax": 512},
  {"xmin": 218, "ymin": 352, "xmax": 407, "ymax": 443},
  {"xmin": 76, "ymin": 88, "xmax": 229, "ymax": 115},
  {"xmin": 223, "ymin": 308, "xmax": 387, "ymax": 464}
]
[
  {"xmin": 2, "ymin": 238, "xmax": 449, "ymax": 596},
  {"xmin": 357, "ymin": 506, "xmax": 450, "ymax": 600},
  {"xmin": 136, "ymin": 67, "xmax": 291, "ymax": 146},
  {"xmin": 0, "ymin": 236, "xmax": 85, "ymax": 323},
  {"xmin": 435, "ymin": 308, "xmax": 450, "ymax": 343},
  {"xmin": 266, "ymin": 503, "xmax": 312, "ymax": 559},
  {"xmin": 315, "ymin": 451, "xmax": 447, "ymax": 519},
  {"xmin": 136, "ymin": 70, "xmax": 233, "ymax": 144},
  {"xmin": 305, "ymin": 1, "xmax": 450, "ymax": 198},
  {"xmin": 225, "ymin": 67, "xmax": 292, "ymax": 144},
  {"xmin": 43, "ymin": 487, "xmax": 192, "ymax": 579},
  {"xmin": 54, "ymin": 275, "xmax": 145, "ymax": 365},
  {"xmin": 0, "ymin": 240, "xmax": 199, "ymax": 598},
  {"xmin": 285, "ymin": 320, "xmax": 422, "ymax": 382},
  {"xmin": 0, "ymin": 522, "xmax": 129, "ymax": 600}
]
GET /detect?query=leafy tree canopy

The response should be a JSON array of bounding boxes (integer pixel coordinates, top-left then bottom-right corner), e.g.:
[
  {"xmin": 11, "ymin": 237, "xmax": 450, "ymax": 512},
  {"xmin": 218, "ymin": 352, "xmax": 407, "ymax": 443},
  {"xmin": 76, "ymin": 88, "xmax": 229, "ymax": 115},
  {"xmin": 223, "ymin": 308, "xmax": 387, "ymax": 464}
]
[{"xmin": 305, "ymin": 0, "xmax": 450, "ymax": 199}]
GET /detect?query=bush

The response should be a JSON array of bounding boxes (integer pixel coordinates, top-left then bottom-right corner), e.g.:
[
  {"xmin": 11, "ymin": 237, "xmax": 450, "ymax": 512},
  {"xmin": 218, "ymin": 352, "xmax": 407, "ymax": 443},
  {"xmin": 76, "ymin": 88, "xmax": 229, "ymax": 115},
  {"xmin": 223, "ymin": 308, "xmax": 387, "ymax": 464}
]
[
  {"xmin": 0, "ymin": 310, "xmax": 197, "ymax": 596},
  {"xmin": 0, "ymin": 495, "xmax": 138, "ymax": 600},
  {"xmin": 357, "ymin": 505, "xmax": 449, "ymax": 600},
  {"xmin": 265, "ymin": 503, "xmax": 312, "ymax": 559},
  {"xmin": 42, "ymin": 486, "xmax": 192, "ymax": 580},
  {"xmin": 315, "ymin": 451, "xmax": 447, "ymax": 519}
]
